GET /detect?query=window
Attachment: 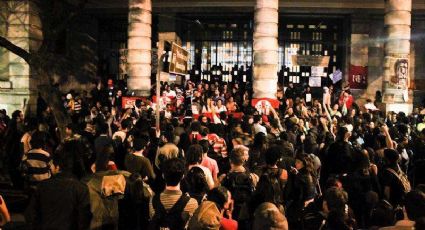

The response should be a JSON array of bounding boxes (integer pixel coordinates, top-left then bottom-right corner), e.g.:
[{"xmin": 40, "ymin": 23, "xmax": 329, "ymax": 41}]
[
  {"xmin": 180, "ymin": 16, "xmax": 253, "ymax": 73},
  {"xmin": 279, "ymin": 18, "xmax": 344, "ymax": 87}
]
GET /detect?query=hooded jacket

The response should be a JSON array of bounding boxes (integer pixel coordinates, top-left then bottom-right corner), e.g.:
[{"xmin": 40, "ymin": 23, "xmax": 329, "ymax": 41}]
[{"xmin": 188, "ymin": 201, "xmax": 222, "ymax": 230}]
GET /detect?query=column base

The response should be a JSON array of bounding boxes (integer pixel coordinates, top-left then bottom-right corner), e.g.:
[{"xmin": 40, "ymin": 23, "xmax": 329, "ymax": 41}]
[
  {"xmin": 131, "ymin": 90, "xmax": 151, "ymax": 97},
  {"xmin": 0, "ymin": 89, "xmax": 36, "ymax": 115},
  {"xmin": 382, "ymin": 103, "xmax": 413, "ymax": 114}
]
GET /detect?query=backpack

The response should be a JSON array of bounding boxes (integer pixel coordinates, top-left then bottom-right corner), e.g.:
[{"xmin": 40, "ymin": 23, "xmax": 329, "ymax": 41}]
[
  {"xmin": 386, "ymin": 168, "xmax": 411, "ymax": 193},
  {"xmin": 260, "ymin": 168, "xmax": 284, "ymax": 206},
  {"xmin": 222, "ymin": 171, "xmax": 255, "ymax": 205},
  {"xmin": 149, "ymin": 193, "xmax": 191, "ymax": 230},
  {"xmin": 127, "ymin": 173, "xmax": 154, "ymax": 204}
]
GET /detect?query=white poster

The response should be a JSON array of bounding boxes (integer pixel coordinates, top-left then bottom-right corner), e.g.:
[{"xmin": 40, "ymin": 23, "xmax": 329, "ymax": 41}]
[
  {"xmin": 309, "ymin": 76, "xmax": 321, "ymax": 87},
  {"xmin": 311, "ymin": 66, "xmax": 324, "ymax": 77},
  {"xmin": 306, "ymin": 93, "xmax": 312, "ymax": 102}
]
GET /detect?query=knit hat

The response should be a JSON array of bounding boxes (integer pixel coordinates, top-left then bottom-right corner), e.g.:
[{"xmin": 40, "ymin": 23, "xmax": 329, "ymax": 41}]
[{"xmin": 188, "ymin": 201, "xmax": 221, "ymax": 230}]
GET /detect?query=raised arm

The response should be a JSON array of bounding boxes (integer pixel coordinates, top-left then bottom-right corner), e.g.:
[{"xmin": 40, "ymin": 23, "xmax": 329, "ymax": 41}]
[
  {"xmin": 0, "ymin": 196, "xmax": 10, "ymax": 226},
  {"xmin": 381, "ymin": 124, "xmax": 394, "ymax": 149}
]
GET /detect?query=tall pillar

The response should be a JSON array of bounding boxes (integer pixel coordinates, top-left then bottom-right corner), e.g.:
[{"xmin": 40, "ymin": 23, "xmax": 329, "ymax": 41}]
[
  {"xmin": 127, "ymin": 0, "xmax": 152, "ymax": 96},
  {"xmin": 0, "ymin": 0, "xmax": 42, "ymax": 114},
  {"xmin": 383, "ymin": 0, "xmax": 412, "ymax": 113},
  {"xmin": 253, "ymin": 0, "xmax": 279, "ymax": 99}
]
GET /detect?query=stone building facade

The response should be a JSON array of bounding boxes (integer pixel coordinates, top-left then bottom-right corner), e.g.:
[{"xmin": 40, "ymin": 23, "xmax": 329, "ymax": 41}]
[{"xmin": 1, "ymin": 0, "xmax": 425, "ymax": 114}]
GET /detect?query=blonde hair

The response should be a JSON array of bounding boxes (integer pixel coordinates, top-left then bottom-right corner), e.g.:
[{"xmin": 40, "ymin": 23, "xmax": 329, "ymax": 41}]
[{"xmin": 155, "ymin": 143, "xmax": 180, "ymax": 168}]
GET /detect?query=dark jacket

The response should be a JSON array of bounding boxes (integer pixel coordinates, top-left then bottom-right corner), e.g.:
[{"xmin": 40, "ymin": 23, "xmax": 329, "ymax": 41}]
[
  {"xmin": 325, "ymin": 141, "xmax": 353, "ymax": 176},
  {"xmin": 25, "ymin": 172, "xmax": 91, "ymax": 230}
]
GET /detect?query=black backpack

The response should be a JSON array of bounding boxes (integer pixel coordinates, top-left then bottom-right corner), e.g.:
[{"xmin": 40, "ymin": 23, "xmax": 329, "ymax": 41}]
[
  {"xmin": 260, "ymin": 168, "xmax": 285, "ymax": 206},
  {"xmin": 222, "ymin": 171, "xmax": 255, "ymax": 205},
  {"xmin": 149, "ymin": 193, "xmax": 191, "ymax": 230}
]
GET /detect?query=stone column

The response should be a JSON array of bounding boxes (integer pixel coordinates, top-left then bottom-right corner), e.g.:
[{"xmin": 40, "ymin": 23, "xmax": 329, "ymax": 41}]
[
  {"xmin": 383, "ymin": 0, "xmax": 412, "ymax": 113},
  {"xmin": 0, "ymin": 0, "xmax": 42, "ymax": 114},
  {"xmin": 253, "ymin": 0, "xmax": 279, "ymax": 99},
  {"xmin": 127, "ymin": 0, "xmax": 152, "ymax": 96}
]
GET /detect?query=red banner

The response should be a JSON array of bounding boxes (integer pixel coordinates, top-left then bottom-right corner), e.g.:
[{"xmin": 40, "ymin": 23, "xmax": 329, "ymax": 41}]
[
  {"xmin": 251, "ymin": 98, "xmax": 280, "ymax": 115},
  {"xmin": 122, "ymin": 97, "xmax": 149, "ymax": 109},
  {"xmin": 349, "ymin": 65, "xmax": 368, "ymax": 89},
  {"xmin": 251, "ymin": 98, "xmax": 280, "ymax": 109}
]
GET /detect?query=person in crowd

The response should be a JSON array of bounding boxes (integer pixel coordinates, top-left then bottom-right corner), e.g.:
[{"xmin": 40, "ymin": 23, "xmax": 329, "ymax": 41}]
[
  {"xmin": 220, "ymin": 147, "xmax": 259, "ymax": 221},
  {"xmin": 380, "ymin": 189, "xmax": 425, "ymax": 230},
  {"xmin": 112, "ymin": 118, "xmax": 132, "ymax": 143},
  {"xmin": 125, "ymin": 135, "xmax": 155, "ymax": 181},
  {"xmin": 20, "ymin": 117, "xmax": 38, "ymax": 155},
  {"xmin": 83, "ymin": 146, "xmax": 129, "ymax": 229},
  {"xmin": 247, "ymin": 132, "xmax": 268, "ymax": 174},
  {"xmin": 188, "ymin": 186, "xmax": 238, "ymax": 230},
  {"xmin": 182, "ymin": 167, "xmax": 209, "ymax": 205},
  {"xmin": 4, "ymin": 110, "xmax": 25, "ymax": 188},
  {"xmin": 381, "ymin": 148, "xmax": 411, "ymax": 207},
  {"xmin": 0, "ymin": 195, "xmax": 10, "ymax": 227},
  {"xmin": 411, "ymin": 128, "xmax": 425, "ymax": 187},
  {"xmin": 21, "ymin": 131, "xmax": 52, "ymax": 187},
  {"xmin": 226, "ymin": 96, "xmax": 238, "ymax": 112},
  {"xmin": 186, "ymin": 144, "xmax": 215, "ymax": 189},
  {"xmin": 322, "ymin": 126, "xmax": 353, "ymax": 181},
  {"xmin": 149, "ymin": 158, "xmax": 198, "ymax": 229},
  {"xmin": 320, "ymin": 187, "xmax": 357, "ymax": 230},
  {"xmin": 285, "ymin": 153, "xmax": 318, "ymax": 228},
  {"xmin": 215, "ymin": 99, "xmax": 227, "ymax": 113},
  {"xmin": 94, "ymin": 122, "xmax": 113, "ymax": 155},
  {"xmin": 252, "ymin": 202, "xmax": 288, "ymax": 230},
  {"xmin": 199, "ymin": 140, "xmax": 219, "ymax": 183},
  {"xmin": 253, "ymin": 115, "xmax": 267, "ymax": 135},
  {"xmin": 4, "ymin": 74, "xmax": 425, "ymax": 230},
  {"xmin": 25, "ymin": 141, "xmax": 91, "ymax": 229}
]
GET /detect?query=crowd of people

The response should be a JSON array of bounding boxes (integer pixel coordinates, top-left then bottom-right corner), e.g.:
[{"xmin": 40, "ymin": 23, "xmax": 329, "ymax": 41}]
[{"xmin": 1, "ymin": 79, "xmax": 425, "ymax": 230}]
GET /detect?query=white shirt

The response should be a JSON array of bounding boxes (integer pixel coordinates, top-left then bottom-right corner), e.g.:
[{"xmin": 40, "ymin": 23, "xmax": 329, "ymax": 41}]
[
  {"xmin": 165, "ymin": 90, "xmax": 176, "ymax": 97},
  {"xmin": 364, "ymin": 102, "xmax": 379, "ymax": 111},
  {"xmin": 254, "ymin": 123, "xmax": 267, "ymax": 135},
  {"xmin": 112, "ymin": 130, "xmax": 126, "ymax": 142},
  {"xmin": 214, "ymin": 105, "xmax": 227, "ymax": 113},
  {"xmin": 164, "ymin": 110, "xmax": 172, "ymax": 119},
  {"xmin": 189, "ymin": 165, "xmax": 215, "ymax": 189}
]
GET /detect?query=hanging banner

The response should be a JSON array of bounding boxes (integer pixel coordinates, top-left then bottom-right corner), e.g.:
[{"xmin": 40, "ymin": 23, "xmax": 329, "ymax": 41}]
[
  {"xmin": 349, "ymin": 65, "xmax": 368, "ymax": 89},
  {"xmin": 349, "ymin": 34, "xmax": 369, "ymax": 89},
  {"xmin": 388, "ymin": 57, "xmax": 409, "ymax": 89},
  {"xmin": 169, "ymin": 43, "xmax": 189, "ymax": 75},
  {"xmin": 291, "ymin": 55, "xmax": 330, "ymax": 67}
]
